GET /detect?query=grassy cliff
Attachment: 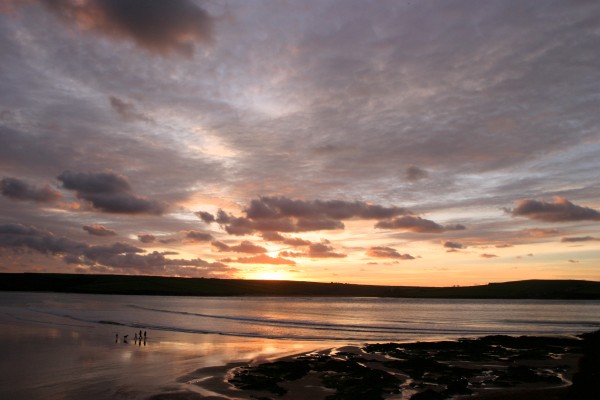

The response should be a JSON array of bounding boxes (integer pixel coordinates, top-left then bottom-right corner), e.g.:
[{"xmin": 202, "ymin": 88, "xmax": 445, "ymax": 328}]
[{"xmin": 1, "ymin": 273, "xmax": 599, "ymax": 299}]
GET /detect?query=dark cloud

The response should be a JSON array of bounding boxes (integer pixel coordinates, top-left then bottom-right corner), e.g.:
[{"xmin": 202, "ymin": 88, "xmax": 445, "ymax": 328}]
[
  {"xmin": 508, "ymin": 197, "xmax": 600, "ymax": 222},
  {"xmin": 220, "ymin": 254, "xmax": 296, "ymax": 265},
  {"xmin": 200, "ymin": 196, "xmax": 410, "ymax": 235},
  {"xmin": 366, "ymin": 246, "xmax": 415, "ymax": 260},
  {"xmin": 561, "ymin": 236, "xmax": 600, "ymax": 242},
  {"xmin": 83, "ymin": 224, "xmax": 116, "ymax": 237},
  {"xmin": 261, "ymin": 232, "xmax": 312, "ymax": 247},
  {"xmin": 195, "ymin": 211, "xmax": 215, "ymax": 224},
  {"xmin": 568, "ymin": 259, "xmax": 579, "ymax": 263},
  {"xmin": 245, "ymin": 196, "xmax": 410, "ymax": 220},
  {"xmin": 307, "ymin": 243, "xmax": 346, "ymax": 258},
  {"xmin": 185, "ymin": 230, "xmax": 213, "ymax": 242},
  {"xmin": 0, "ymin": 223, "xmax": 231, "ymax": 276},
  {"xmin": 443, "ymin": 241, "xmax": 466, "ymax": 249},
  {"xmin": 376, "ymin": 216, "xmax": 465, "ymax": 233},
  {"xmin": 1, "ymin": 177, "xmax": 61, "ymax": 203},
  {"xmin": 109, "ymin": 96, "xmax": 152, "ymax": 122},
  {"xmin": 57, "ymin": 171, "xmax": 166, "ymax": 214},
  {"xmin": 279, "ymin": 242, "xmax": 346, "ymax": 259},
  {"xmin": 405, "ymin": 165, "xmax": 429, "ymax": 181},
  {"xmin": 212, "ymin": 240, "xmax": 267, "ymax": 254},
  {"xmin": 138, "ymin": 234, "xmax": 156, "ymax": 243},
  {"xmin": 39, "ymin": 0, "xmax": 214, "ymax": 55},
  {"xmin": 480, "ymin": 253, "xmax": 498, "ymax": 258}
]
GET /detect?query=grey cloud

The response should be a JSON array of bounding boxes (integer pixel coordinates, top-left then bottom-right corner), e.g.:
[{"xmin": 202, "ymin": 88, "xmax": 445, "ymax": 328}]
[
  {"xmin": 57, "ymin": 171, "xmax": 166, "ymax": 214},
  {"xmin": 195, "ymin": 211, "xmax": 215, "ymax": 224},
  {"xmin": 202, "ymin": 196, "xmax": 410, "ymax": 235},
  {"xmin": 211, "ymin": 240, "xmax": 266, "ymax": 254},
  {"xmin": 509, "ymin": 197, "xmax": 600, "ymax": 222},
  {"xmin": 307, "ymin": 243, "xmax": 346, "ymax": 258},
  {"xmin": 138, "ymin": 234, "xmax": 156, "ymax": 243},
  {"xmin": 109, "ymin": 96, "xmax": 152, "ymax": 122},
  {"xmin": 376, "ymin": 216, "xmax": 465, "ymax": 233},
  {"xmin": 261, "ymin": 232, "xmax": 312, "ymax": 247},
  {"xmin": 280, "ymin": 243, "xmax": 346, "ymax": 259},
  {"xmin": 443, "ymin": 241, "xmax": 466, "ymax": 249},
  {"xmin": 185, "ymin": 230, "xmax": 213, "ymax": 242},
  {"xmin": 366, "ymin": 246, "xmax": 415, "ymax": 260},
  {"xmin": 0, "ymin": 223, "xmax": 231, "ymax": 276},
  {"xmin": 38, "ymin": 0, "xmax": 214, "ymax": 55},
  {"xmin": 405, "ymin": 166, "xmax": 428, "ymax": 181},
  {"xmin": 245, "ymin": 197, "xmax": 410, "ymax": 220},
  {"xmin": 1, "ymin": 177, "xmax": 61, "ymax": 203},
  {"xmin": 561, "ymin": 236, "xmax": 600, "ymax": 242},
  {"xmin": 220, "ymin": 254, "xmax": 296, "ymax": 266},
  {"xmin": 83, "ymin": 224, "xmax": 116, "ymax": 237}
]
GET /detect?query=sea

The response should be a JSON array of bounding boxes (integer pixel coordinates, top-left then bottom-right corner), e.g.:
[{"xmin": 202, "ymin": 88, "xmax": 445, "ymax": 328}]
[{"xmin": 1, "ymin": 292, "xmax": 599, "ymax": 399}]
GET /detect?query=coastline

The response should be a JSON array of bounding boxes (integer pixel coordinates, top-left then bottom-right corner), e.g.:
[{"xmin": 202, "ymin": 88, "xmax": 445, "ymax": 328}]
[{"xmin": 168, "ymin": 331, "xmax": 600, "ymax": 400}]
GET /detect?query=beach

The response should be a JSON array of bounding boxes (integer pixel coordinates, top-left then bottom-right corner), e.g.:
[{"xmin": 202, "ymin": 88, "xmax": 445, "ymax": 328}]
[
  {"xmin": 1, "ymin": 292, "xmax": 599, "ymax": 399},
  {"xmin": 177, "ymin": 332, "xmax": 597, "ymax": 400}
]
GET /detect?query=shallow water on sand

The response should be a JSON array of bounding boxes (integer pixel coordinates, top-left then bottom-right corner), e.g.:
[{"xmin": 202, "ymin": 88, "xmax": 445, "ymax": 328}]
[{"xmin": 1, "ymin": 292, "xmax": 599, "ymax": 399}]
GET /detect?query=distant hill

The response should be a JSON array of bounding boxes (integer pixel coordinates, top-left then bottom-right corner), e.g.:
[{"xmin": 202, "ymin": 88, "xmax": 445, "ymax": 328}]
[{"xmin": 1, "ymin": 273, "xmax": 600, "ymax": 299}]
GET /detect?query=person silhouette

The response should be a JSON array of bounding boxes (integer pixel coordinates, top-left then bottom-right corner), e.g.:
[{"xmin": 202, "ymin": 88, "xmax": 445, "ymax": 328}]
[
  {"xmin": 123, "ymin": 334, "xmax": 128, "ymax": 343},
  {"xmin": 115, "ymin": 333, "xmax": 118, "ymax": 343}
]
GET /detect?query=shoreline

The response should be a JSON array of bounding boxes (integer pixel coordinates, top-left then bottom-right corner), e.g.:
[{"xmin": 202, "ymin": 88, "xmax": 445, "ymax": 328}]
[{"xmin": 163, "ymin": 331, "xmax": 600, "ymax": 400}]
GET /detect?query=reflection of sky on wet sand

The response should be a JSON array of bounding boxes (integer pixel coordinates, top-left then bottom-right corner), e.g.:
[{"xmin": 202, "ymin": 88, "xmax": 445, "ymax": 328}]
[{"xmin": 0, "ymin": 316, "xmax": 326, "ymax": 400}]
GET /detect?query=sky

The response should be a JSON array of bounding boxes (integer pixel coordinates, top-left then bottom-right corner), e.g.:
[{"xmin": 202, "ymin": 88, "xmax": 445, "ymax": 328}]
[{"xmin": 1, "ymin": 0, "xmax": 599, "ymax": 286}]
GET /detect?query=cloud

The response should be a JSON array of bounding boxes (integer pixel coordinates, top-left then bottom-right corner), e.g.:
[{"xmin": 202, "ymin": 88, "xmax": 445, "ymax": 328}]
[
  {"xmin": 561, "ymin": 236, "xmax": 600, "ymax": 242},
  {"xmin": 376, "ymin": 216, "xmax": 466, "ymax": 233},
  {"xmin": 83, "ymin": 224, "xmax": 116, "ymax": 237},
  {"xmin": 522, "ymin": 228, "xmax": 560, "ymax": 237},
  {"xmin": 212, "ymin": 240, "xmax": 267, "ymax": 254},
  {"xmin": 508, "ymin": 197, "xmax": 600, "ymax": 222},
  {"xmin": 57, "ymin": 171, "xmax": 166, "ymax": 214},
  {"xmin": 279, "ymin": 242, "xmax": 346, "ymax": 258},
  {"xmin": 405, "ymin": 165, "xmax": 429, "ymax": 181},
  {"xmin": 568, "ymin": 259, "xmax": 579, "ymax": 263},
  {"xmin": 201, "ymin": 196, "xmax": 410, "ymax": 235},
  {"xmin": 221, "ymin": 254, "xmax": 296, "ymax": 265},
  {"xmin": 366, "ymin": 246, "xmax": 415, "ymax": 260},
  {"xmin": 138, "ymin": 234, "xmax": 156, "ymax": 243},
  {"xmin": 1, "ymin": 177, "xmax": 61, "ymax": 203},
  {"xmin": 480, "ymin": 253, "xmax": 498, "ymax": 258},
  {"xmin": 307, "ymin": 243, "xmax": 346, "ymax": 258},
  {"xmin": 443, "ymin": 241, "xmax": 466, "ymax": 249},
  {"xmin": 195, "ymin": 211, "xmax": 215, "ymax": 224},
  {"xmin": 0, "ymin": 223, "xmax": 232, "ymax": 276},
  {"xmin": 261, "ymin": 232, "xmax": 313, "ymax": 247},
  {"xmin": 185, "ymin": 230, "xmax": 213, "ymax": 242},
  {"xmin": 245, "ymin": 196, "xmax": 410, "ymax": 220},
  {"xmin": 109, "ymin": 96, "xmax": 152, "ymax": 122},
  {"xmin": 38, "ymin": 0, "xmax": 214, "ymax": 55}
]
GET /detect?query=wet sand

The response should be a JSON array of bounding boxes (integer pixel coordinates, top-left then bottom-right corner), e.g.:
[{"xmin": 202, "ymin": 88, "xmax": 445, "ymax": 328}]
[
  {"xmin": 175, "ymin": 332, "xmax": 598, "ymax": 400},
  {"xmin": 0, "ymin": 318, "xmax": 330, "ymax": 400}
]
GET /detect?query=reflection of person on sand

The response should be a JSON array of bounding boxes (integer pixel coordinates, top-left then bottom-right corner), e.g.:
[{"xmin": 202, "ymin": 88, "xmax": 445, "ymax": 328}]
[
  {"xmin": 134, "ymin": 333, "xmax": 138, "ymax": 342},
  {"xmin": 123, "ymin": 334, "xmax": 128, "ymax": 343}
]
